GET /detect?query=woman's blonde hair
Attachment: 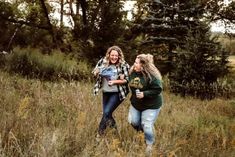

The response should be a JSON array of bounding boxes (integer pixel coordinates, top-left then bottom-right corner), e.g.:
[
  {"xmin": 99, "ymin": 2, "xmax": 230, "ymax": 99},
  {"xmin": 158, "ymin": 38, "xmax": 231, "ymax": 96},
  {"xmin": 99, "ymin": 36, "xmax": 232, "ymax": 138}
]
[
  {"xmin": 130, "ymin": 53, "xmax": 162, "ymax": 81},
  {"xmin": 103, "ymin": 46, "xmax": 125, "ymax": 66}
]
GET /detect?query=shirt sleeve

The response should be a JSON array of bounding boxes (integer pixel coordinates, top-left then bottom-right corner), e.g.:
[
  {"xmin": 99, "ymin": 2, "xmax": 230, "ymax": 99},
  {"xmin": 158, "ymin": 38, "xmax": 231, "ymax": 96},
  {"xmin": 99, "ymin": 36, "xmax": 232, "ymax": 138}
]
[
  {"xmin": 94, "ymin": 58, "xmax": 104, "ymax": 70},
  {"xmin": 122, "ymin": 62, "xmax": 130, "ymax": 83},
  {"xmin": 143, "ymin": 78, "xmax": 162, "ymax": 97}
]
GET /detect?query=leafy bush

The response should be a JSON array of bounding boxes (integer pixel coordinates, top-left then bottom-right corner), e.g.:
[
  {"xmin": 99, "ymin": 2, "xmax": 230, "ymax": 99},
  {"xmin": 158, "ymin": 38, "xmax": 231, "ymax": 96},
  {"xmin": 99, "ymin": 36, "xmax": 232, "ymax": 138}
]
[{"xmin": 6, "ymin": 47, "xmax": 92, "ymax": 81}]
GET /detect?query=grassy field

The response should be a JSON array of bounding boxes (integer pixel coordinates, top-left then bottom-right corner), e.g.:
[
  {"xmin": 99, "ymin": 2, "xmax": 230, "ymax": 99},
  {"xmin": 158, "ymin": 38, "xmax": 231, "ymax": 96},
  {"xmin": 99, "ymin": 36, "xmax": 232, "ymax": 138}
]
[
  {"xmin": 229, "ymin": 55, "xmax": 235, "ymax": 66},
  {"xmin": 0, "ymin": 71, "xmax": 234, "ymax": 157}
]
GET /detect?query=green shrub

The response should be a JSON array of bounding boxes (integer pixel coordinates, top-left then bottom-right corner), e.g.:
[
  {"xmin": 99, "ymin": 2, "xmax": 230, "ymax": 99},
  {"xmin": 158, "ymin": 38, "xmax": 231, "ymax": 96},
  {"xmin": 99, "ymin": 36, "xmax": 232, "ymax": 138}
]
[{"xmin": 6, "ymin": 47, "xmax": 92, "ymax": 81}]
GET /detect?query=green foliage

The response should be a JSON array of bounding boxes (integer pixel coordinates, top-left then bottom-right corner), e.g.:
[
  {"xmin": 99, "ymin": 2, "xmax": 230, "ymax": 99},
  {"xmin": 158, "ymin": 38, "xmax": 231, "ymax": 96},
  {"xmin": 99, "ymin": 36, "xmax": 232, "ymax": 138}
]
[
  {"xmin": 0, "ymin": 1, "xmax": 16, "ymax": 51},
  {"xmin": 135, "ymin": 0, "xmax": 209, "ymax": 76},
  {"xmin": 6, "ymin": 47, "xmax": 92, "ymax": 81},
  {"xmin": 169, "ymin": 33, "xmax": 230, "ymax": 99},
  {"xmin": 80, "ymin": 1, "xmax": 127, "ymax": 63},
  {"xmin": 134, "ymin": 0, "xmax": 232, "ymax": 99},
  {"xmin": 0, "ymin": 1, "xmax": 56, "ymax": 51}
]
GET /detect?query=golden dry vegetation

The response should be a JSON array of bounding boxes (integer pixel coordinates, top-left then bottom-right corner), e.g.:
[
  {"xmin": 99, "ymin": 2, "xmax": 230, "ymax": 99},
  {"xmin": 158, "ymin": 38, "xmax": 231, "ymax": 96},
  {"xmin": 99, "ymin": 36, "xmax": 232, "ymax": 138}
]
[
  {"xmin": 0, "ymin": 71, "xmax": 234, "ymax": 157},
  {"xmin": 229, "ymin": 56, "xmax": 235, "ymax": 67}
]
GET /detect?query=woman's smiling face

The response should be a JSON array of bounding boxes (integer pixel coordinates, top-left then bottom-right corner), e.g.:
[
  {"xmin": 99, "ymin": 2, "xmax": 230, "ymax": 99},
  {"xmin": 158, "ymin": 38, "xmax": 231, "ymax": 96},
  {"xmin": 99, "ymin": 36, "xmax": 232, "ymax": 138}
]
[{"xmin": 109, "ymin": 50, "xmax": 119, "ymax": 64}]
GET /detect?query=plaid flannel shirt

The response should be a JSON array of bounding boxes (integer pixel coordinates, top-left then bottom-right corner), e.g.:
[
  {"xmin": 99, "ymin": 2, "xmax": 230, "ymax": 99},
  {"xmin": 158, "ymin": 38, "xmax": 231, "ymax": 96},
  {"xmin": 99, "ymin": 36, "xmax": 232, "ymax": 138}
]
[{"xmin": 93, "ymin": 58, "xmax": 130, "ymax": 100}]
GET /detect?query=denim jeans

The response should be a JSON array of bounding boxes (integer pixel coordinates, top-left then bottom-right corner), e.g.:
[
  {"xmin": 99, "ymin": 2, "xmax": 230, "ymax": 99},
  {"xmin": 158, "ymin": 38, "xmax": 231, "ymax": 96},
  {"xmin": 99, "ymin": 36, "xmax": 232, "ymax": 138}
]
[
  {"xmin": 98, "ymin": 92, "xmax": 122, "ymax": 135},
  {"xmin": 128, "ymin": 105, "xmax": 161, "ymax": 145}
]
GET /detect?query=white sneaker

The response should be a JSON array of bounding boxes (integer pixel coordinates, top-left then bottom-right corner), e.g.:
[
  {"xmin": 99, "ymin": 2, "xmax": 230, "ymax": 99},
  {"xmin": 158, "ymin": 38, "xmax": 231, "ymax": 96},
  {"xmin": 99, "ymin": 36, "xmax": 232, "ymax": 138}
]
[{"xmin": 145, "ymin": 144, "xmax": 153, "ymax": 156}]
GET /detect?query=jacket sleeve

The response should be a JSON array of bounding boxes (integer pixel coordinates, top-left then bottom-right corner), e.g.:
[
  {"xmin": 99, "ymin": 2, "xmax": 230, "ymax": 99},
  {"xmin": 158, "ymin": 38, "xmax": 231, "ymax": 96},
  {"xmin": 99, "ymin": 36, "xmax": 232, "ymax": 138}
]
[
  {"xmin": 122, "ymin": 62, "xmax": 130, "ymax": 83},
  {"xmin": 93, "ymin": 58, "xmax": 103, "ymax": 70},
  {"xmin": 92, "ymin": 58, "xmax": 104, "ymax": 81},
  {"xmin": 143, "ymin": 78, "xmax": 162, "ymax": 97}
]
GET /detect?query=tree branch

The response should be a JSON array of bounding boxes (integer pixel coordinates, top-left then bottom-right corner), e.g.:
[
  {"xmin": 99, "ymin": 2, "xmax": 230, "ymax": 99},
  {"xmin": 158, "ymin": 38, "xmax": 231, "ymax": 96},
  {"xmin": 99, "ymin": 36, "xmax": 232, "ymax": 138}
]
[{"xmin": 0, "ymin": 15, "xmax": 50, "ymax": 30}]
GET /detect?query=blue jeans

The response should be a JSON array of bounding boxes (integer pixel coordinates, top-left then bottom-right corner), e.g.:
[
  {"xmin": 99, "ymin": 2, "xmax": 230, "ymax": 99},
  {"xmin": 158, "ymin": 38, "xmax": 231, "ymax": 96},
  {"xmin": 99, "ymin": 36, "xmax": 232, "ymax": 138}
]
[
  {"xmin": 98, "ymin": 92, "xmax": 122, "ymax": 135},
  {"xmin": 128, "ymin": 105, "xmax": 161, "ymax": 145}
]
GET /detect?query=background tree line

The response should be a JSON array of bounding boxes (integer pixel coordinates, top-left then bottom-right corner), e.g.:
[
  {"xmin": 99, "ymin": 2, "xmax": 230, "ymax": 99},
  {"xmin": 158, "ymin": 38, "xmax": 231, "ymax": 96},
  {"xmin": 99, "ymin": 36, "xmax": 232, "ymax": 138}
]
[{"xmin": 0, "ymin": 0, "xmax": 235, "ymax": 99}]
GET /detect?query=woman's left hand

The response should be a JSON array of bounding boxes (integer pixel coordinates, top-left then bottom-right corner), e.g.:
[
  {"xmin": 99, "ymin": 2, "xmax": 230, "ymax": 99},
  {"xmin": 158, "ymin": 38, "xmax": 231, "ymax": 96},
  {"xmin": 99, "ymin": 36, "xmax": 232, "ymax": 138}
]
[{"xmin": 136, "ymin": 92, "xmax": 144, "ymax": 99}]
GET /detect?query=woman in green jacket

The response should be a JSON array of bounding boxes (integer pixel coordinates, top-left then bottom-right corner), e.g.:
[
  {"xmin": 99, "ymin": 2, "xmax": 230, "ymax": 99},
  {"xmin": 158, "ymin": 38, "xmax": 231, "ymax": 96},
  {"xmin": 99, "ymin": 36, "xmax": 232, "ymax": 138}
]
[{"xmin": 128, "ymin": 54, "xmax": 163, "ymax": 154}]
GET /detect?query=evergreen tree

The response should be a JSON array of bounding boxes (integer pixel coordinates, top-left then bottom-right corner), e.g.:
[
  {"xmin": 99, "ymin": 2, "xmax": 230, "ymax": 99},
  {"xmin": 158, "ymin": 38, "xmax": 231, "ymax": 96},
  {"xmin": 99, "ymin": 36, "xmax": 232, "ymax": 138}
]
[
  {"xmin": 137, "ymin": 0, "xmax": 205, "ymax": 73},
  {"xmin": 170, "ymin": 30, "xmax": 229, "ymax": 99},
  {"xmin": 138, "ymin": 0, "xmax": 230, "ymax": 99}
]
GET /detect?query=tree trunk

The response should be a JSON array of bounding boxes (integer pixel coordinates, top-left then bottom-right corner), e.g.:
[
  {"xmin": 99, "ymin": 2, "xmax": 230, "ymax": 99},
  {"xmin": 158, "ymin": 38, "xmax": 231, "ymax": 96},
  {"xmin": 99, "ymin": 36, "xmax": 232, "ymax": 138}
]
[
  {"xmin": 39, "ymin": 0, "xmax": 57, "ymax": 48},
  {"xmin": 60, "ymin": 0, "xmax": 64, "ymax": 28},
  {"xmin": 7, "ymin": 25, "xmax": 22, "ymax": 51},
  {"xmin": 80, "ymin": 0, "xmax": 87, "ymax": 25}
]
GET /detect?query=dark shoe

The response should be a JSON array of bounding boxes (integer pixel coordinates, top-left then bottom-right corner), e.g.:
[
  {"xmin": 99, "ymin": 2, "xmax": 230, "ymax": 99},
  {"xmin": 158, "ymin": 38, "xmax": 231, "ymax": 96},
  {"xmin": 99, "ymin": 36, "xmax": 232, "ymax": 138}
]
[{"xmin": 131, "ymin": 124, "xmax": 143, "ymax": 132}]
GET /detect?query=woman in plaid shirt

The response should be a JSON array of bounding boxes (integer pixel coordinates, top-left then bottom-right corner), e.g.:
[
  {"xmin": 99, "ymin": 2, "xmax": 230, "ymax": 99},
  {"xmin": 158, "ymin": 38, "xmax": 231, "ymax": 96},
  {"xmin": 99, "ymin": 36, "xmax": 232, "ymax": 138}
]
[{"xmin": 92, "ymin": 46, "xmax": 129, "ymax": 135}]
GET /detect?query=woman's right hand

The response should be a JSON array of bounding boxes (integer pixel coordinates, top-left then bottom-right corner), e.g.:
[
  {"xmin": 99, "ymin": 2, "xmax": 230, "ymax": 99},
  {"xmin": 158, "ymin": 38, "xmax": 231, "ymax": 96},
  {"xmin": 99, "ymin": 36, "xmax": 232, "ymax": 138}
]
[{"xmin": 136, "ymin": 92, "xmax": 144, "ymax": 99}]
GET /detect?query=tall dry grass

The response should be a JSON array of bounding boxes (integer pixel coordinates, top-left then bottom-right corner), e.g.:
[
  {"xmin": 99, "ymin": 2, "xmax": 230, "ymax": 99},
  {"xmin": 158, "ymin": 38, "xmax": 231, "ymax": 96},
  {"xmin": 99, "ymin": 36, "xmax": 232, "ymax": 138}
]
[
  {"xmin": 217, "ymin": 35, "xmax": 235, "ymax": 55},
  {"xmin": 0, "ymin": 71, "xmax": 234, "ymax": 157},
  {"xmin": 229, "ymin": 56, "xmax": 235, "ymax": 69}
]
